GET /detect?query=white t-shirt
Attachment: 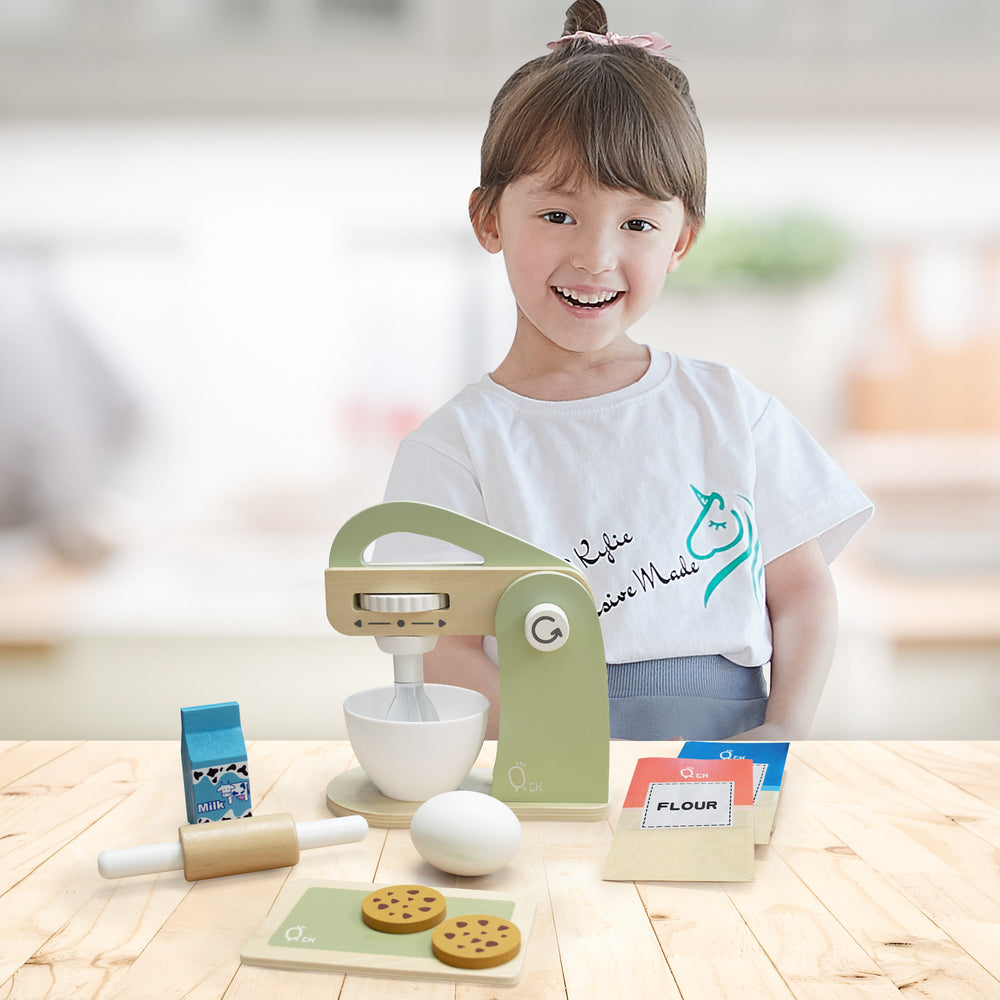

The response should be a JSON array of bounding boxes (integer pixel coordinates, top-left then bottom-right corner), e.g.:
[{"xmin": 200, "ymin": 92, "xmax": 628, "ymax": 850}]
[{"xmin": 381, "ymin": 349, "xmax": 872, "ymax": 667}]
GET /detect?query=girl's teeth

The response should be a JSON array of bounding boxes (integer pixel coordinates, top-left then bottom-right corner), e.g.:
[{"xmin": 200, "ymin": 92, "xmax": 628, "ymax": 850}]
[{"xmin": 555, "ymin": 287, "xmax": 619, "ymax": 306}]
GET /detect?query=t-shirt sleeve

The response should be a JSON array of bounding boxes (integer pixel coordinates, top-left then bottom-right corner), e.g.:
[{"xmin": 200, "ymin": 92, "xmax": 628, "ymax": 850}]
[{"xmin": 751, "ymin": 395, "xmax": 873, "ymax": 565}]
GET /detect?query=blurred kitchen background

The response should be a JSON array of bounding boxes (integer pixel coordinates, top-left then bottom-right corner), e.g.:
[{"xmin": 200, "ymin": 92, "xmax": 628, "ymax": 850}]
[{"xmin": 1, "ymin": 0, "xmax": 998, "ymax": 739}]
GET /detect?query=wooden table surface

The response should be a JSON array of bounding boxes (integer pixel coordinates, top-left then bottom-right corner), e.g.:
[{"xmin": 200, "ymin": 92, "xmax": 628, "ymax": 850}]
[{"xmin": 2, "ymin": 740, "xmax": 999, "ymax": 999}]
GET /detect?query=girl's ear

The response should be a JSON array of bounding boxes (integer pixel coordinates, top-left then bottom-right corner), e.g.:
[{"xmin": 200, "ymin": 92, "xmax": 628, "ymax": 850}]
[
  {"xmin": 470, "ymin": 189, "xmax": 502, "ymax": 253},
  {"xmin": 666, "ymin": 225, "xmax": 696, "ymax": 273}
]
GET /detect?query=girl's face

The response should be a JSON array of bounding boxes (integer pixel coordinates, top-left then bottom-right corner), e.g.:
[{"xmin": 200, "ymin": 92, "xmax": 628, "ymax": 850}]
[{"xmin": 474, "ymin": 172, "xmax": 693, "ymax": 362}]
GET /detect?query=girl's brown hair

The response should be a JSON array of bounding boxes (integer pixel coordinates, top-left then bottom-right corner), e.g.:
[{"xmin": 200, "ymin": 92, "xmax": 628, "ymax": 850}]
[{"xmin": 470, "ymin": 0, "xmax": 706, "ymax": 234}]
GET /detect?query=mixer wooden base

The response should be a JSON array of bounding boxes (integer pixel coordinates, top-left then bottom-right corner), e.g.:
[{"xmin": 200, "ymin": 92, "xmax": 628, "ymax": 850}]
[{"xmin": 326, "ymin": 767, "xmax": 608, "ymax": 828}]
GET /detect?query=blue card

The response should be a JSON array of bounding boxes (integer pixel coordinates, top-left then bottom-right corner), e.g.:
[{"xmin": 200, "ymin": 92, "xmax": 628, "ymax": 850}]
[{"xmin": 678, "ymin": 741, "xmax": 790, "ymax": 843}]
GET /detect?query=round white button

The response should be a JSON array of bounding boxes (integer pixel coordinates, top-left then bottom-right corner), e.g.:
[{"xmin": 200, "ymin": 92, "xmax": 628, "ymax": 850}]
[{"xmin": 524, "ymin": 604, "xmax": 570, "ymax": 652}]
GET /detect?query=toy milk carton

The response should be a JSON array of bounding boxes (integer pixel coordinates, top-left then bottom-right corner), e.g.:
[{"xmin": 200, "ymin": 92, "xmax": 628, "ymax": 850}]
[{"xmin": 181, "ymin": 702, "xmax": 252, "ymax": 824}]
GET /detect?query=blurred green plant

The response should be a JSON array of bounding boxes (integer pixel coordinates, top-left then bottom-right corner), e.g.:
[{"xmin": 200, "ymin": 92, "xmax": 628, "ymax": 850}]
[{"xmin": 668, "ymin": 211, "xmax": 853, "ymax": 292}]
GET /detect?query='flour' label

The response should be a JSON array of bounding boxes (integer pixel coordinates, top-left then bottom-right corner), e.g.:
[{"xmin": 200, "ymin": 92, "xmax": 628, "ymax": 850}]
[{"xmin": 641, "ymin": 781, "xmax": 734, "ymax": 829}]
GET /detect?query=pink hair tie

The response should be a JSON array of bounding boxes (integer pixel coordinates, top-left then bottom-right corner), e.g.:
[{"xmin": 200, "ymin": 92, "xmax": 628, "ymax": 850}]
[{"xmin": 546, "ymin": 30, "xmax": 672, "ymax": 58}]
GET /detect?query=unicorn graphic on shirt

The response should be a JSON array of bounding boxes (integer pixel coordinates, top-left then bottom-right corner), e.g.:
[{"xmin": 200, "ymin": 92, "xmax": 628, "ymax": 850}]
[{"xmin": 685, "ymin": 486, "xmax": 764, "ymax": 607}]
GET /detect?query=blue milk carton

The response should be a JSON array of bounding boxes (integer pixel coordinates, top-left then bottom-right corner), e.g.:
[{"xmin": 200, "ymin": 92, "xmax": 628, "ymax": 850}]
[{"xmin": 181, "ymin": 702, "xmax": 252, "ymax": 824}]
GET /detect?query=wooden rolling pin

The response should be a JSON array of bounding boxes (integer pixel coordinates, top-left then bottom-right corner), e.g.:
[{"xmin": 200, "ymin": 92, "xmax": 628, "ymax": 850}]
[{"xmin": 98, "ymin": 812, "xmax": 368, "ymax": 881}]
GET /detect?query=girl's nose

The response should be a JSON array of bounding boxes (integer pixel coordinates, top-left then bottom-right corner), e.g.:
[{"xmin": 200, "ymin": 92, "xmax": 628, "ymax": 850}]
[{"xmin": 569, "ymin": 226, "xmax": 616, "ymax": 275}]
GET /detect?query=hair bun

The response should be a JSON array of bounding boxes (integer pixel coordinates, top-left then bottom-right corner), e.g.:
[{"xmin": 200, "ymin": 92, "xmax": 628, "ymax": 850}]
[{"xmin": 563, "ymin": 0, "xmax": 608, "ymax": 37}]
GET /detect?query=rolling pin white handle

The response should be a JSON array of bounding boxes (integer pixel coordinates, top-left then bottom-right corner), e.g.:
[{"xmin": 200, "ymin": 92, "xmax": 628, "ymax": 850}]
[
  {"xmin": 98, "ymin": 840, "xmax": 185, "ymax": 879},
  {"xmin": 98, "ymin": 814, "xmax": 369, "ymax": 880},
  {"xmin": 296, "ymin": 815, "xmax": 368, "ymax": 850}
]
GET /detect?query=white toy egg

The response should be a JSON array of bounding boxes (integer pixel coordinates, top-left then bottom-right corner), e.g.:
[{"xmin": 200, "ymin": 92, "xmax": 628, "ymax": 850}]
[{"xmin": 410, "ymin": 790, "xmax": 521, "ymax": 876}]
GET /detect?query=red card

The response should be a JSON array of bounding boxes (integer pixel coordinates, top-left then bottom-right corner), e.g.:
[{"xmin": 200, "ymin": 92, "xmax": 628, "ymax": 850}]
[{"xmin": 623, "ymin": 757, "xmax": 755, "ymax": 809}]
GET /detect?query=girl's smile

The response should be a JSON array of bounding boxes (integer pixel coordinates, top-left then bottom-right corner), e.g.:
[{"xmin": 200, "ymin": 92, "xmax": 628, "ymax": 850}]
[{"xmin": 553, "ymin": 285, "xmax": 623, "ymax": 310}]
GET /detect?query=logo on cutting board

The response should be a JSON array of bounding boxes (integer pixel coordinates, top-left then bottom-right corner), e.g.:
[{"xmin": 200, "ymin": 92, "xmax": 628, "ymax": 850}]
[{"xmin": 507, "ymin": 761, "xmax": 543, "ymax": 794}]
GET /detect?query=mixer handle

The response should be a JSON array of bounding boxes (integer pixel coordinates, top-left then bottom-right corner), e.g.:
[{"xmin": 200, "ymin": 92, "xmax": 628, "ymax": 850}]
[{"xmin": 328, "ymin": 502, "xmax": 570, "ymax": 571}]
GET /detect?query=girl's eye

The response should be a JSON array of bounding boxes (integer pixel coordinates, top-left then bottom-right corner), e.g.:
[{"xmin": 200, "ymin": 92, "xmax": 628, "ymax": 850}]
[
  {"xmin": 542, "ymin": 211, "xmax": 574, "ymax": 225},
  {"xmin": 622, "ymin": 219, "xmax": 654, "ymax": 232}
]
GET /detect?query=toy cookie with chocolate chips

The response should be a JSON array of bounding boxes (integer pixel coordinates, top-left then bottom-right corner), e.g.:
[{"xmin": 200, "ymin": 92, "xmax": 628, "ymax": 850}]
[
  {"xmin": 432, "ymin": 914, "xmax": 521, "ymax": 969},
  {"xmin": 361, "ymin": 884, "xmax": 446, "ymax": 934}
]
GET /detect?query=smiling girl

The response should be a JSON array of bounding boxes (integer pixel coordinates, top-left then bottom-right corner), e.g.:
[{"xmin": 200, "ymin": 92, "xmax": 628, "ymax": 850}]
[{"xmin": 379, "ymin": 1, "xmax": 873, "ymax": 742}]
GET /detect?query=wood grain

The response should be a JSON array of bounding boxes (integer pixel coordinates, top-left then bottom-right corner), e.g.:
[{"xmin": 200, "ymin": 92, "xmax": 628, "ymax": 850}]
[{"xmin": 1, "ymin": 741, "xmax": 998, "ymax": 999}]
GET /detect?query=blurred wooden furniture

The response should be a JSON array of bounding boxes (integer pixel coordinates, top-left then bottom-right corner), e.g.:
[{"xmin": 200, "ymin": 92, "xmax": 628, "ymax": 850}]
[
  {"xmin": 850, "ymin": 245, "xmax": 1000, "ymax": 433},
  {"xmin": 844, "ymin": 245, "xmax": 1000, "ymax": 658},
  {"xmin": 2, "ymin": 740, "xmax": 998, "ymax": 998},
  {"xmin": 837, "ymin": 433, "xmax": 1000, "ymax": 641}
]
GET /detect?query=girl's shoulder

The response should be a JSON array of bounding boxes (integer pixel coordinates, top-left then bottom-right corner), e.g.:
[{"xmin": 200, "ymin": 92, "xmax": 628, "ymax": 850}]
[
  {"xmin": 659, "ymin": 351, "xmax": 773, "ymax": 423},
  {"xmin": 399, "ymin": 375, "xmax": 503, "ymax": 447}
]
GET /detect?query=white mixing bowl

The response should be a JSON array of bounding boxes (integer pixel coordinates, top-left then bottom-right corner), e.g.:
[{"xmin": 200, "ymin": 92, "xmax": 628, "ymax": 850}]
[{"xmin": 344, "ymin": 684, "xmax": 489, "ymax": 801}]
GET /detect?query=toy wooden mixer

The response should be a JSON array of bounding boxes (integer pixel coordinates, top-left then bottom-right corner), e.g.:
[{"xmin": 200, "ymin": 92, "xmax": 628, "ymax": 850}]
[{"xmin": 324, "ymin": 502, "xmax": 610, "ymax": 826}]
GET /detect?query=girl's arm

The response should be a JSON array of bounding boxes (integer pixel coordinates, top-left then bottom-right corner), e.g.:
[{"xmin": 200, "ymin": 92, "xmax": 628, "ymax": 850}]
[
  {"xmin": 424, "ymin": 634, "xmax": 501, "ymax": 740},
  {"xmin": 731, "ymin": 537, "xmax": 838, "ymax": 741}
]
